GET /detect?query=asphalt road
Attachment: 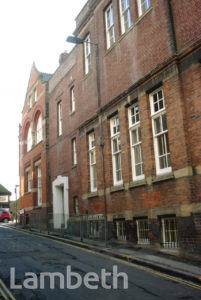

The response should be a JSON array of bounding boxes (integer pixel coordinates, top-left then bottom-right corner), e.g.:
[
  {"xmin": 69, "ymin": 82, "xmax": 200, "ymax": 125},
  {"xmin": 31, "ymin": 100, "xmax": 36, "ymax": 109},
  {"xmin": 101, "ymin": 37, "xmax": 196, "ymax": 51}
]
[{"xmin": 0, "ymin": 225, "xmax": 201, "ymax": 300}]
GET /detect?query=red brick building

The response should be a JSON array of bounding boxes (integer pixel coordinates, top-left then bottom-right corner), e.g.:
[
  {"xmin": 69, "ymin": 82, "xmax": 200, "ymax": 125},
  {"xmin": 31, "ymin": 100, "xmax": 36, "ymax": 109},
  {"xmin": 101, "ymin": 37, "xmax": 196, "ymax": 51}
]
[
  {"xmin": 19, "ymin": 64, "xmax": 51, "ymax": 225},
  {"xmin": 20, "ymin": 0, "xmax": 201, "ymax": 255}
]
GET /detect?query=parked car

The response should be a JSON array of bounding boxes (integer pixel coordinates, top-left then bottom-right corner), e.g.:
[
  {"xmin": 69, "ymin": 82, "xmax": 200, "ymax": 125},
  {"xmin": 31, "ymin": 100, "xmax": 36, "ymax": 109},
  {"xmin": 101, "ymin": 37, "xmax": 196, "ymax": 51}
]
[{"xmin": 0, "ymin": 209, "xmax": 11, "ymax": 223}]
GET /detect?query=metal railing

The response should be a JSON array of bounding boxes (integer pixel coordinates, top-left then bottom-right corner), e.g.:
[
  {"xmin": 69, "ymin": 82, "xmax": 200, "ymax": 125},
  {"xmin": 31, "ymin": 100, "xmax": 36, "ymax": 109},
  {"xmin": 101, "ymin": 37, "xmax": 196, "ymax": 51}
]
[{"xmin": 20, "ymin": 211, "xmax": 107, "ymax": 241}]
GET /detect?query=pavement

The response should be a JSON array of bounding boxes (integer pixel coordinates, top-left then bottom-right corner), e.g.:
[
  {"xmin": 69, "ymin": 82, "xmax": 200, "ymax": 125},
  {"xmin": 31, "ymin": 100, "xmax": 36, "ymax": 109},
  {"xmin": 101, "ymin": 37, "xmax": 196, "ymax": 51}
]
[{"xmin": 3, "ymin": 222, "xmax": 201, "ymax": 286}]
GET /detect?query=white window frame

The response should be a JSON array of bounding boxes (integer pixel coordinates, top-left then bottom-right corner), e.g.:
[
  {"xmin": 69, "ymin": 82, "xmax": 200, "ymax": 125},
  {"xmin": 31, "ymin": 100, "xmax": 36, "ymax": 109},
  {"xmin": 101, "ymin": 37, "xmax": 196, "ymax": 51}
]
[
  {"xmin": 72, "ymin": 138, "xmax": 77, "ymax": 165},
  {"xmin": 89, "ymin": 221, "xmax": 100, "ymax": 237},
  {"xmin": 74, "ymin": 197, "xmax": 79, "ymax": 215},
  {"xmin": 119, "ymin": 0, "xmax": 131, "ymax": 34},
  {"xmin": 37, "ymin": 166, "xmax": 42, "ymax": 206},
  {"xmin": 116, "ymin": 220, "xmax": 126, "ymax": 240},
  {"xmin": 36, "ymin": 115, "xmax": 42, "ymax": 144},
  {"xmin": 84, "ymin": 35, "xmax": 92, "ymax": 74},
  {"xmin": 33, "ymin": 88, "xmax": 37, "ymax": 103},
  {"xmin": 71, "ymin": 87, "xmax": 75, "ymax": 113},
  {"xmin": 27, "ymin": 126, "xmax": 32, "ymax": 152},
  {"xmin": 136, "ymin": 218, "xmax": 150, "ymax": 244},
  {"xmin": 28, "ymin": 95, "xmax": 32, "ymax": 109},
  {"xmin": 110, "ymin": 116, "xmax": 123, "ymax": 186},
  {"xmin": 89, "ymin": 133, "xmax": 97, "ymax": 192},
  {"xmin": 58, "ymin": 102, "xmax": 62, "ymax": 136},
  {"xmin": 162, "ymin": 217, "xmax": 178, "ymax": 248},
  {"xmin": 27, "ymin": 170, "xmax": 31, "ymax": 193},
  {"xmin": 137, "ymin": 0, "xmax": 151, "ymax": 17},
  {"xmin": 128, "ymin": 104, "xmax": 144, "ymax": 181},
  {"xmin": 0, "ymin": 196, "xmax": 7, "ymax": 202},
  {"xmin": 150, "ymin": 88, "xmax": 172, "ymax": 176},
  {"xmin": 105, "ymin": 4, "xmax": 115, "ymax": 49}
]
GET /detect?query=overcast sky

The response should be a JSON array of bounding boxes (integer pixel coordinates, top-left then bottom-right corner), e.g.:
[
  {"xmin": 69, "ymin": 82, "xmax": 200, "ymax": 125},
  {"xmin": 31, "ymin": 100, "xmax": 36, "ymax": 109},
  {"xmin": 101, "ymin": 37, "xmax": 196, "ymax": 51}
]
[{"xmin": 0, "ymin": 0, "xmax": 86, "ymax": 200}]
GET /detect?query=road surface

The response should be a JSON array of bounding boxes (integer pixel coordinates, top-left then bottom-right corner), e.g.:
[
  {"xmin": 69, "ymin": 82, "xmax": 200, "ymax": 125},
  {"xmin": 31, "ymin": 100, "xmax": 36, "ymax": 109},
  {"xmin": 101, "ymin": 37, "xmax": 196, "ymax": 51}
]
[{"xmin": 0, "ymin": 225, "xmax": 200, "ymax": 300}]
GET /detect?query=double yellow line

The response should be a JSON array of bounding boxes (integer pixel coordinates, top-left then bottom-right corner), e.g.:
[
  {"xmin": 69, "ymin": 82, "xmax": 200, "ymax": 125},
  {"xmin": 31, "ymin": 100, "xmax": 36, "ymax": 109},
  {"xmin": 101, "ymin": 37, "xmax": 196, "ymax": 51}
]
[
  {"xmin": 110, "ymin": 256, "xmax": 201, "ymax": 291},
  {"xmin": 4, "ymin": 226, "xmax": 201, "ymax": 291},
  {"xmin": 0, "ymin": 279, "xmax": 16, "ymax": 300}
]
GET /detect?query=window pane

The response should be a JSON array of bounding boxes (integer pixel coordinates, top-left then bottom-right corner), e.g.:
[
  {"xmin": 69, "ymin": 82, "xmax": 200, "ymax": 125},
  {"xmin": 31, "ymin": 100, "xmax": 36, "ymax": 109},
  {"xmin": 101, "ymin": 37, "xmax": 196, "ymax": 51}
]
[
  {"xmin": 130, "ymin": 105, "xmax": 140, "ymax": 125},
  {"xmin": 106, "ymin": 6, "xmax": 115, "ymax": 48},
  {"xmin": 121, "ymin": 0, "xmax": 131, "ymax": 32},
  {"xmin": 134, "ymin": 144, "xmax": 141, "ymax": 163},
  {"xmin": 153, "ymin": 89, "xmax": 164, "ymax": 113},
  {"xmin": 113, "ymin": 139, "xmax": 118, "ymax": 153},
  {"xmin": 90, "ymin": 151, "xmax": 94, "ymax": 164},
  {"xmin": 131, "ymin": 129, "xmax": 138, "ymax": 144},
  {"xmin": 159, "ymin": 99, "xmax": 164, "ymax": 110},
  {"xmin": 137, "ymin": 219, "xmax": 149, "ymax": 244},
  {"xmin": 138, "ymin": 127, "xmax": 141, "ymax": 141},
  {"xmin": 162, "ymin": 218, "xmax": 178, "ymax": 247},
  {"xmin": 159, "ymin": 156, "xmax": 166, "ymax": 169},
  {"xmin": 158, "ymin": 89, "xmax": 163, "ymax": 100},
  {"xmin": 92, "ymin": 165, "xmax": 97, "ymax": 189},
  {"xmin": 165, "ymin": 132, "xmax": 170, "ymax": 153},
  {"xmin": 162, "ymin": 114, "xmax": 167, "ymax": 131},
  {"xmin": 153, "ymin": 93, "xmax": 158, "ymax": 103},
  {"xmin": 136, "ymin": 164, "xmax": 142, "ymax": 176},
  {"xmin": 115, "ymin": 153, "xmax": 122, "ymax": 181},
  {"xmin": 167, "ymin": 153, "xmax": 171, "ymax": 167},
  {"xmin": 36, "ymin": 115, "xmax": 42, "ymax": 143},
  {"xmin": 154, "ymin": 102, "xmax": 158, "ymax": 112},
  {"xmin": 154, "ymin": 117, "xmax": 161, "ymax": 134},
  {"xmin": 115, "ymin": 153, "xmax": 121, "ymax": 170},
  {"xmin": 158, "ymin": 134, "xmax": 165, "ymax": 155}
]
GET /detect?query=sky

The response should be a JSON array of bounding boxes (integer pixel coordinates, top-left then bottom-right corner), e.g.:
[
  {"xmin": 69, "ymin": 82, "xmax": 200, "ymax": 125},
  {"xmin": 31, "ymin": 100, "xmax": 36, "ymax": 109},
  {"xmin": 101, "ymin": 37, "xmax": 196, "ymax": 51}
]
[{"xmin": 0, "ymin": 0, "xmax": 87, "ymax": 200}]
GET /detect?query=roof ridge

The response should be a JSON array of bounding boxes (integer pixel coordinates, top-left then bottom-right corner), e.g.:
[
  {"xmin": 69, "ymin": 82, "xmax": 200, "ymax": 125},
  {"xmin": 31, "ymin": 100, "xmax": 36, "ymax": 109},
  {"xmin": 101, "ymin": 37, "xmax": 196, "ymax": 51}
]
[{"xmin": 0, "ymin": 184, "xmax": 11, "ymax": 195}]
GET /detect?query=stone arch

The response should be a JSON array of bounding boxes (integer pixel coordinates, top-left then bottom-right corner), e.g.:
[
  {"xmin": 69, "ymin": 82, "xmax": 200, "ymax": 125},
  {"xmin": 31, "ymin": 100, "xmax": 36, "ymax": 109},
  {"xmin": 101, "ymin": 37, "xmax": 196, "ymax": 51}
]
[
  {"xmin": 32, "ymin": 105, "xmax": 44, "ymax": 145},
  {"xmin": 21, "ymin": 119, "xmax": 32, "ymax": 154}
]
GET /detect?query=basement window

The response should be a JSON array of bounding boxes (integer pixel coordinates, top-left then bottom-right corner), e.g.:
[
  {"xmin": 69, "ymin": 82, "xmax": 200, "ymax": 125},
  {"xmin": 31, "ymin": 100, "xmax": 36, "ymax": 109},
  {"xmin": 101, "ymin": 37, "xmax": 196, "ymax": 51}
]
[
  {"xmin": 136, "ymin": 218, "xmax": 149, "ymax": 244},
  {"xmin": 115, "ymin": 219, "xmax": 126, "ymax": 240},
  {"xmin": 161, "ymin": 217, "xmax": 178, "ymax": 248}
]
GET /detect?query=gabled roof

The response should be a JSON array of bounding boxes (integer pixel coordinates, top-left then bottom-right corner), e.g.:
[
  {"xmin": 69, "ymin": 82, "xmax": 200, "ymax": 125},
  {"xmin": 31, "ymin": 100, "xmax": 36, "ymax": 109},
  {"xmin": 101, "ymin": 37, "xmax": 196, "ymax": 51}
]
[
  {"xmin": 33, "ymin": 63, "xmax": 52, "ymax": 83},
  {"xmin": 0, "ymin": 184, "xmax": 11, "ymax": 196},
  {"xmin": 27, "ymin": 62, "xmax": 52, "ymax": 91},
  {"xmin": 22, "ymin": 63, "xmax": 52, "ymax": 112},
  {"xmin": 39, "ymin": 72, "xmax": 52, "ymax": 83}
]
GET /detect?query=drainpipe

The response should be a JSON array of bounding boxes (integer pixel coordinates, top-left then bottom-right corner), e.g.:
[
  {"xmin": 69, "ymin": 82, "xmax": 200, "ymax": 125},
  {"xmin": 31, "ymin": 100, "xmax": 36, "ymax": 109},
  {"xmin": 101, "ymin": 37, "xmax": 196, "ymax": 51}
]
[
  {"xmin": 95, "ymin": 43, "xmax": 108, "ymax": 244},
  {"xmin": 167, "ymin": 0, "xmax": 178, "ymax": 56}
]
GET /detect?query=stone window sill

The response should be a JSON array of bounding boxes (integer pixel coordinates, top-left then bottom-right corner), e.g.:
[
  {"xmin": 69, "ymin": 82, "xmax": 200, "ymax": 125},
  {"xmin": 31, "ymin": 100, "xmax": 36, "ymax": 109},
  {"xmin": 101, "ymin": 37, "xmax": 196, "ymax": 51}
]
[
  {"xmin": 88, "ymin": 192, "xmax": 98, "ymax": 199},
  {"xmin": 129, "ymin": 179, "xmax": 146, "ymax": 189},
  {"xmin": 69, "ymin": 111, "xmax": 75, "ymax": 117},
  {"xmin": 152, "ymin": 173, "xmax": 174, "ymax": 184},
  {"xmin": 110, "ymin": 184, "xmax": 125, "ymax": 193}
]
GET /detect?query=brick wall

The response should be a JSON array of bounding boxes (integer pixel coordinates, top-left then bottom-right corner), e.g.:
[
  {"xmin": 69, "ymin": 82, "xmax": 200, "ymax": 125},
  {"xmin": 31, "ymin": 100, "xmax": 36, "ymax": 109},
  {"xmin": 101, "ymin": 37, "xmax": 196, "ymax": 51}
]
[
  {"xmin": 19, "ymin": 66, "xmax": 49, "ymax": 216},
  {"xmin": 46, "ymin": 0, "xmax": 201, "ymax": 253},
  {"xmin": 172, "ymin": 0, "xmax": 201, "ymax": 53}
]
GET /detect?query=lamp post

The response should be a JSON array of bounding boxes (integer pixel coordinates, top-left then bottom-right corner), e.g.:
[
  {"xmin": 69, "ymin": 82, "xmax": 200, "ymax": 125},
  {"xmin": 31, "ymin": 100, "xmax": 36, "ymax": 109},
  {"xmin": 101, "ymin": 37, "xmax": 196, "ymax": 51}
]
[
  {"xmin": 66, "ymin": 35, "xmax": 108, "ymax": 243},
  {"xmin": 15, "ymin": 184, "xmax": 19, "ymax": 225}
]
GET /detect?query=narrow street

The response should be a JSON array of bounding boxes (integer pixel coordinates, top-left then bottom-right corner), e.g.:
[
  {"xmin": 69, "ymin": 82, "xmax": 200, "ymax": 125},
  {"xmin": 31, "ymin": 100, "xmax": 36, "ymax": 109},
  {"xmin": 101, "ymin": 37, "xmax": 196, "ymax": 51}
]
[{"xmin": 0, "ymin": 226, "xmax": 200, "ymax": 300}]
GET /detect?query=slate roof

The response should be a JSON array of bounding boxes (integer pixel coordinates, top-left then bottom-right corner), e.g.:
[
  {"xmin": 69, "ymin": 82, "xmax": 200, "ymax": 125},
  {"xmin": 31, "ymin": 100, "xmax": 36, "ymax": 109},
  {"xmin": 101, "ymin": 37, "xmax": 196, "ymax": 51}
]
[
  {"xmin": 38, "ymin": 72, "xmax": 52, "ymax": 83},
  {"xmin": 0, "ymin": 184, "xmax": 11, "ymax": 196}
]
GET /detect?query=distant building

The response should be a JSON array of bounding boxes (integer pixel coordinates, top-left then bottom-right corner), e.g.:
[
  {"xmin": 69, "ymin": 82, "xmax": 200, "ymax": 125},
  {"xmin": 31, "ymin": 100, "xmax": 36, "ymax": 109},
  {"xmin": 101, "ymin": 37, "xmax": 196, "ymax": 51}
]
[
  {"xmin": 19, "ymin": 63, "xmax": 52, "ymax": 226},
  {"xmin": 0, "ymin": 184, "xmax": 11, "ymax": 209}
]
